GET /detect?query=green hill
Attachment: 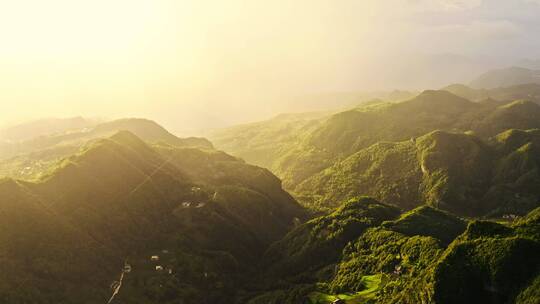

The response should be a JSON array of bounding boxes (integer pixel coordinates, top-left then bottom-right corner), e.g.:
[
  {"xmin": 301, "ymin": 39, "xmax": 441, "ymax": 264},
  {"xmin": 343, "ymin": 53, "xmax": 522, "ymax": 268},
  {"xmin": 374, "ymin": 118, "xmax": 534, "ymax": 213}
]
[
  {"xmin": 473, "ymin": 100, "xmax": 540, "ymax": 137},
  {"xmin": 381, "ymin": 206, "xmax": 467, "ymax": 245},
  {"xmin": 0, "ymin": 131, "xmax": 304, "ymax": 303},
  {"xmin": 213, "ymin": 90, "xmax": 540, "ymax": 198},
  {"xmin": 431, "ymin": 219, "xmax": 540, "ymax": 304},
  {"xmin": 0, "ymin": 118, "xmax": 213, "ymax": 181},
  {"xmin": 296, "ymin": 131, "xmax": 496, "ymax": 215},
  {"xmin": 208, "ymin": 111, "xmax": 329, "ymax": 169},
  {"xmin": 251, "ymin": 206, "xmax": 539, "ymax": 304},
  {"xmin": 0, "ymin": 178, "xmax": 118, "ymax": 303},
  {"xmin": 271, "ymin": 90, "xmax": 480, "ymax": 189},
  {"xmin": 263, "ymin": 197, "xmax": 400, "ymax": 280},
  {"xmin": 262, "ymin": 91, "xmax": 539, "ymax": 191},
  {"xmin": 296, "ymin": 128, "xmax": 540, "ymax": 216}
]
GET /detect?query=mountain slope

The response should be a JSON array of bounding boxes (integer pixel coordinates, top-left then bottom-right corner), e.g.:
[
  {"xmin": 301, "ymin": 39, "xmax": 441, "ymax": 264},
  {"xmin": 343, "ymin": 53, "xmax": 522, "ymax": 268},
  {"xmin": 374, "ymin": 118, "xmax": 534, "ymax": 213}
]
[
  {"xmin": 0, "ymin": 131, "xmax": 304, "ymax": 303},
  {"xmin": 0, "ymin": 178, "xmax": 117, "ymax": 303},
  {"xmin": 214, "ymin": 89, "xmax": 540, "ymax": 198},
  {"xmin": 0, "ymin": 118, "xmax": 213, "ymax": 180},
  {"xmin": 296, "ymin": 129, "xmax": 540, "ymax": 216},
  {"xmin": 269, "ymin": 90, "xmax": 486, "ymax": 189},
  {"xmin": 263, "ymin": 197, "xmax": 400, "ymax": 279},
  {"xmin": 381, "ymin": 206, "xmax": 467, "ymax": 245},
  {"xmin": 296, "ymin": 131, "xmax": 493, "ymax": 215},
  {"xmin": 473, "ymin": 100, "xmax": 540, "ymax": 137},
  {"xmin": 251, "ymin": 206, "xmax": 539, "ymax": 304},
  {"xmin": 208, "ymin": 111, "xmax": 329, "ymax": 169}
]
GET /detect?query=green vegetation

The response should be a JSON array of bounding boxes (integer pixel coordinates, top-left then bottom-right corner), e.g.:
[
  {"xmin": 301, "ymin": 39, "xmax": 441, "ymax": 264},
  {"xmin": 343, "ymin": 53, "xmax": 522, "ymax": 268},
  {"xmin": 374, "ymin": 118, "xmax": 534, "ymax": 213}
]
[
  {"xmin": 212, "ymin": 90, "xmax": 540, "ymax": 217},
  {"xmin": 308, "ymin": 274, "xmax": 381, "ymax": 303},
  {"xmin": 296, "ymin": 128, "xmax": 540, "ymax": 217},
  {"xmin": 208, "ymin": 112, "xmax": 329, "ymax": 170},
  {"xmin": 0, "ymin": 118, "xmax": 213, "ymax": 179},
  {"xmin": 246, "ymin": 204, "xmax": 539, "ymax": 304},
  {"xmin": 0, "ymin": 130, "xmax": 304, "ymax": 303},
  {"xmin": 381, "ymin": 206, "xmax": 467, "ymax": 244},
  {"xmin": 2, "ymin": 89, "xmax": 540, "ymax": 303},
  {"xmin": 263, "ymin": 197, "xmax": 399, "ymax": 280},
  {"xmin": 432, "ymin": 220, "xmax": 540, "ymax": 303}
]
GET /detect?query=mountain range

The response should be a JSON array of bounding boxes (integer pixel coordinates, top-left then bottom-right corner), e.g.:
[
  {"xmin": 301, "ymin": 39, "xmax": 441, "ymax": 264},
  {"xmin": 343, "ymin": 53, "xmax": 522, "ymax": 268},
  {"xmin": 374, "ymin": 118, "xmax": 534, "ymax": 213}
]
[
  {"xmin": 1, "ymin": 73, "xmax": 539, "ymax": 303},
  {"xmin": 210, "ymin": 89, "xmax": 540, "ymax": 217},
  {"xmin": 0, "ymin": 118, "xmax": 212, "ymax": 181},
  {"xmin": 470, "ymin": 67, "xmax": 540, "ymax": 89}
]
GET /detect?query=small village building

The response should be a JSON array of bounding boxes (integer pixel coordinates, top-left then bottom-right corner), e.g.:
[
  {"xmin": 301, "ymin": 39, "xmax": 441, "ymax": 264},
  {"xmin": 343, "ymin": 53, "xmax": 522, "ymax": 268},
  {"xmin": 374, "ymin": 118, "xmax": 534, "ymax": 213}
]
[
  {"xmin": 151, "ymin": 255, "xmax": 160, "ymax": 262},
  {"xmin": 156, "ymin": 265, "xmax": 164, "ymax": 271}
]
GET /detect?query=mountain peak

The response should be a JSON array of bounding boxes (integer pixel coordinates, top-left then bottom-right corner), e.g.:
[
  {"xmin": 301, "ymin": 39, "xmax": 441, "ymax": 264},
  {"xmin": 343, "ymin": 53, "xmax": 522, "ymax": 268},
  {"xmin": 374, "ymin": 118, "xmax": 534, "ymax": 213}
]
[
  {"xmin": 416, "ymin": 89, "xmax": 468, "ymax": 101},
  {"xmin": 109, "ymin": 130, "xmax": 149, "ymax": 147},
  {"xmin": 92, "ymin": 118, "xmax": 174, "ymax": 141},
  {"xmin": 92, "ymin": 118, "xmax": 214, "ymax": 149},
  {"xmin": 398, "ymin": 89, "xmax": 474, "ymax": 112}
]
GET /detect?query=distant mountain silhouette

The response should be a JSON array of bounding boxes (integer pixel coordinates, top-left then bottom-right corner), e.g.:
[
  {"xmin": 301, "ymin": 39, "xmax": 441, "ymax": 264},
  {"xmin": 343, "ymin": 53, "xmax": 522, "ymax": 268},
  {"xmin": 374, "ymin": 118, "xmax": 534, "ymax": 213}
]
[
  {"xmin": 0, "ymin": 117, "xmax": 96, "ymax": 142},
  {"xmin": 470, "ymin": 67, "xmax": 540, "ymax": 89},
  {"xmin": 0, "ymin": 118, "xmax": 214, "ymax": 180},
  {"xmin": 443, "ymin": 83, "xmax": 540, "ymax": 104}
]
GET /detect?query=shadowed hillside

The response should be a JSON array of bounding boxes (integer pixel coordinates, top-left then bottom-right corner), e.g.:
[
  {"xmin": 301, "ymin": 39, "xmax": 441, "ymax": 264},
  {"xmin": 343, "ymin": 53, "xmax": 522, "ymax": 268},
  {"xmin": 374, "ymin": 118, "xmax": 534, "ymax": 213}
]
[
  {"xmin": 0, "ymin": 131, "xmax": 304, "ymax": 303},
  {"xmin": 247, "ymin": 203, "xmax": 540, "ymax": 304}
]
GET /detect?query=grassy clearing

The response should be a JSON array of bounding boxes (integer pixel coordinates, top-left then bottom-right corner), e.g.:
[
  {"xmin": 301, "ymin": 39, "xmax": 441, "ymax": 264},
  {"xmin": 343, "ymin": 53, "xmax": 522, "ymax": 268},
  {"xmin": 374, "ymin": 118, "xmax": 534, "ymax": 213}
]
[{"xmin": 308, "ymin": 274, "xmax": 381, "ymax": 304}]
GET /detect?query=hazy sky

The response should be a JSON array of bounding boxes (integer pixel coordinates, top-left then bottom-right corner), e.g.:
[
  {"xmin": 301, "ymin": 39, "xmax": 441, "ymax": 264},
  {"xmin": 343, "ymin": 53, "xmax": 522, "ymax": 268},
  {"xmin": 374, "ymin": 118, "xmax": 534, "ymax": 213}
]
[{"xmin": 1, "ymin": 0, "xmax": 539, "ymax": 132}]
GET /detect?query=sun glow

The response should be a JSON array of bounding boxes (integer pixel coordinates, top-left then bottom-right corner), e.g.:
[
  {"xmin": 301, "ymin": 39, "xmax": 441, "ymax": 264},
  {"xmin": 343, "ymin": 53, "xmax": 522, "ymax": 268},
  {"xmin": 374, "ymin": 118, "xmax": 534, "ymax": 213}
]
[
  {"xmin": 0, "ymin": 0, "xmax": 170, "ymax": 57},
  {"xmin": 1, "ymin": 0, "xmax": 538, "ymax": 131},
  {"xmin": 0, "ymin": 0, "xmax": 208, "ymax": 123}
]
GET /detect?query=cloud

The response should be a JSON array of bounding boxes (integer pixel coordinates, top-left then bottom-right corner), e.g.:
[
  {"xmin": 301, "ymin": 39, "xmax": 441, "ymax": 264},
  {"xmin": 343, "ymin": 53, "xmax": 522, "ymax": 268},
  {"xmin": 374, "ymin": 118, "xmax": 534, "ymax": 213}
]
[
  {"xmin": 425, "ymin": 20, "xmax": 520, "ymax": 40},
  {"xmin": 405, "ymin": 0, "xmax": 483, "ymax": 11}
]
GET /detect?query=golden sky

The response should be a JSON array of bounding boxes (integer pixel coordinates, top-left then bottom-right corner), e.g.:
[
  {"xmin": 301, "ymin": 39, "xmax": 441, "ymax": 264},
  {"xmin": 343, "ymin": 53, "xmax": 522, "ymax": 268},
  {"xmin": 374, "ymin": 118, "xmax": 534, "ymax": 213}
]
[{"xmin": 1, "ymin": 0, "xmax": 539, "ymax": 131}]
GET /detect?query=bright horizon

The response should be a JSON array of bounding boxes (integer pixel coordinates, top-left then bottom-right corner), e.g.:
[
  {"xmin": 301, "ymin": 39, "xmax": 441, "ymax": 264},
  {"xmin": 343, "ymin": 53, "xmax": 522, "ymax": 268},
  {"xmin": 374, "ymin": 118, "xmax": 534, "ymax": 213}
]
[{"xmin": 1, "ymin": 0, "xmax": 540, "ymax": 132}]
